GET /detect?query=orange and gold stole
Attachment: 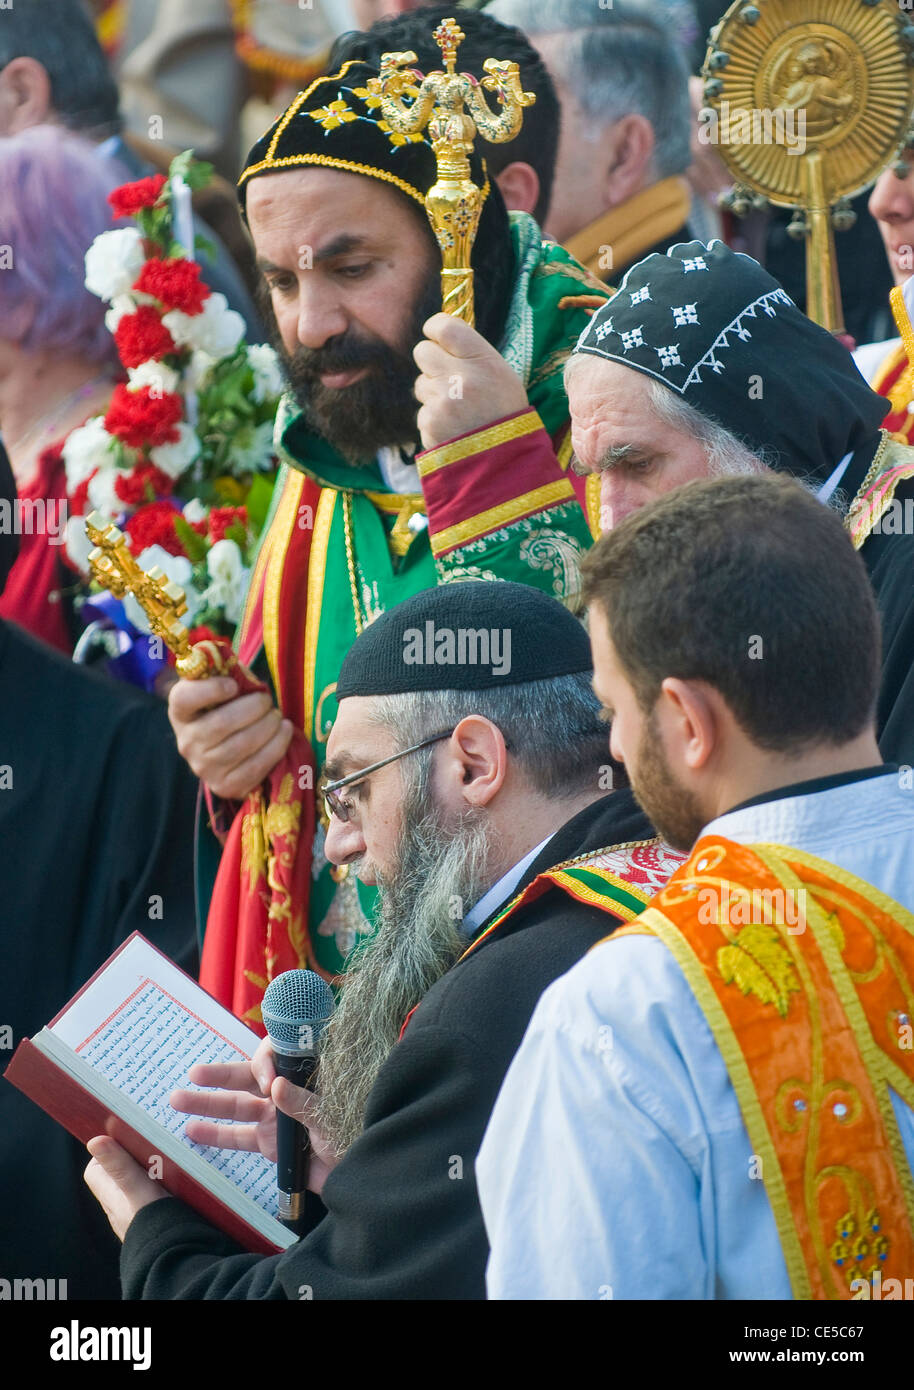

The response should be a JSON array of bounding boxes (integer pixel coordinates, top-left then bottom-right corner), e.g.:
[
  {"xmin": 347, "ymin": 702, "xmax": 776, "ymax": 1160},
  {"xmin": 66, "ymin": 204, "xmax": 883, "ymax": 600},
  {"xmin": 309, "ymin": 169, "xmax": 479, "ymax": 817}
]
[
  {"xmin": 611, "ymin": 836, "xmax": 914, "ymax": 1300},
  {"xmin": 870, "ymin": 285, "xmax": 914, "ymax": 448}
]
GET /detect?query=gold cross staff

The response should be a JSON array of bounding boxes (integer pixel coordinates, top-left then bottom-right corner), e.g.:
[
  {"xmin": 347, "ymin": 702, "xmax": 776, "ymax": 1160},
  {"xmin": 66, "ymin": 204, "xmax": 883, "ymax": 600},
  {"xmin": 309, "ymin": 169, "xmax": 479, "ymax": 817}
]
[
  {"xmin": 85, "ymin": 511, "xmax": 223, "ymax": 679},
  {"xmin": 368, "ymin": 16, "xmax": 535, "ymax": 326}
]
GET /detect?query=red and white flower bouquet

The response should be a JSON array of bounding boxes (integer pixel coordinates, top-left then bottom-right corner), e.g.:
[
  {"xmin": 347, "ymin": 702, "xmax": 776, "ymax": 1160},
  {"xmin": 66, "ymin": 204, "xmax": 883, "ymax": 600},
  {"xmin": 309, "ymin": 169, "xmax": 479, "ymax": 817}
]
[{"xmin": 66, "ymin": 152, "xmax": 283, "ymax": 684}]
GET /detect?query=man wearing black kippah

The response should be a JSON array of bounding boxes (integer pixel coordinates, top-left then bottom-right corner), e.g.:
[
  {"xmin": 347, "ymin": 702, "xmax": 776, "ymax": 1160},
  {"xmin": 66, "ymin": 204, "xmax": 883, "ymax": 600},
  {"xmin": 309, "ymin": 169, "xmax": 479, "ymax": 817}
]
[
  {"xmin": 167, "ymin": 4, "xmax": 610, "ymax": 1002},
  {"xmin": 85, "ymin": 582, "xmax": 684, "ymax": 1299}
]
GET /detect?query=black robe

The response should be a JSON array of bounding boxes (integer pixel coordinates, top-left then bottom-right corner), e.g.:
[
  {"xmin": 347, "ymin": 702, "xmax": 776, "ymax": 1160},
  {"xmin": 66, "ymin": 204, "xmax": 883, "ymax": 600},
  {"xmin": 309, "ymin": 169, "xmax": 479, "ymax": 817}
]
[
  {"xmin": 119, "ymin": 789, "xmax": 655, "ymax": 1300},
  {"xmin": 0, "ymin": 620, "xmax": 199, "ymax": 1299}
]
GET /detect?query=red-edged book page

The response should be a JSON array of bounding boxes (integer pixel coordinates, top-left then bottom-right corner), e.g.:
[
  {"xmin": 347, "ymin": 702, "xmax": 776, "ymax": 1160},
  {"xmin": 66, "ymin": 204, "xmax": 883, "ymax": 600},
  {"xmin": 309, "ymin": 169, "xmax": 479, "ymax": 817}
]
[{"xmin": 4, "ymin": 932, "xmax": 294, "ymax": 1256}]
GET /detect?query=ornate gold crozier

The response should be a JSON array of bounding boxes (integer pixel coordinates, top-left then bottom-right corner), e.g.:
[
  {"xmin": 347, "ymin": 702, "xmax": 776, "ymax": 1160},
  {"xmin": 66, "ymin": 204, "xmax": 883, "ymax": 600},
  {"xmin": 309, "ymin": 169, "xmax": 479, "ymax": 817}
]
[
  {"xmin": 85, "ymin": 511, "xmax": 232, "ymax": 679},
  {"xmin": 367, "ymin": 16, "xmax": 534, "ymax": 326},
  {"xmin": 701, "ymin": 0, "xmax": 914, "ymax": 334}
]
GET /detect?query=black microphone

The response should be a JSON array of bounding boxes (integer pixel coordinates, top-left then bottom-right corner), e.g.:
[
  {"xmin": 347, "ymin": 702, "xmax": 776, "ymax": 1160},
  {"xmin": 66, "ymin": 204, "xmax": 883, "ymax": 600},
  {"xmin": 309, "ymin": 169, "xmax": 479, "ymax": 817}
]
[{"xmin": 261, "ymin": 970, "xmax": 335, "ymax": 1234}]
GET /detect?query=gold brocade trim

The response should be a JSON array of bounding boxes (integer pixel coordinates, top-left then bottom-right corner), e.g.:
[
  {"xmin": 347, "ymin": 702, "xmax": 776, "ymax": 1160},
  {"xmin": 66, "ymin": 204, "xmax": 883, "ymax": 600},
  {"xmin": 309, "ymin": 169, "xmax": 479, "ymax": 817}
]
[
  {"xmin": 564, "ymin": 176, "xmax": 692, "ymax": 279},
  {"xmin": 239, "ymin": 153, "xmax": 429, "ymax": 207},
  {"xmin": 556, "ymin": 428, "xmax": 573, "ymax": 472},
  {"xmin": 870, "ymin": 341, "xmax": 907, "ymax": 398},
  {"xmin": 263, "ymin": 470, "xmax": 305, "ymax": 710},
  {"xmin": 302, "ymin": 488, "xmax": 337, "ymax": 738},
  {"xmin": 458, "ymin": 835, "xmax": 663, "ymax": 964},
  {"xmin": 529, "ymin": 347, "xmax": 573, "ymax": 391},
  {"xmin": 364, "ymin": 491, "xmax": 427, "ymax": 558},
  {"xmin": 628, "ymin": 903, "xmax": 813, "ymax": 1299},
  {"xmin": 430, "ymin": 479, "xmax": 576, "ymax": 555},
  {"xmin": 418, "ymin": 409, "xmax": 544, "ymax": 477},
  {"xmin": 549, "ymin": 869, "xmax": 648, "ymax": 921},
  {"xmin": 752, "ymin": 846, "xmax": 914, "ymax": 1240},
  {"xmin": 889, "ymin": 285, "xmax": 914, "ymax": 415},
  {"xmin": 586, "ymin": 472, "xmax": 602, "ymax": 539},
  {"xmin": 845, "ymin": 432, "xmax": 914, "ymax": 550},
  {"xmin": 342, "ymin": 491, "xmax": 364, "ymax": 637},
  {"xmin": 363, "ymin": 490, "xmax": 424, "ymax": 513}
]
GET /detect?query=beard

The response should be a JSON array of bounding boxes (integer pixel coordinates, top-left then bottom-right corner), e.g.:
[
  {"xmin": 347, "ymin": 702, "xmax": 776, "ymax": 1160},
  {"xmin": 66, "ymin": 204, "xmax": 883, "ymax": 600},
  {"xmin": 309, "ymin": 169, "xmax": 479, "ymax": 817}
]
[
  {"xmin": 313, "ymin": 781, "xmax": 494, "ymax": 1156},
  {"xmin": 270, "ymin": 267, "xmax": 441, "ymax": 463},
  {"xmin": 628, "ymin": 708, "xmax": 707, "ymax": 853}
]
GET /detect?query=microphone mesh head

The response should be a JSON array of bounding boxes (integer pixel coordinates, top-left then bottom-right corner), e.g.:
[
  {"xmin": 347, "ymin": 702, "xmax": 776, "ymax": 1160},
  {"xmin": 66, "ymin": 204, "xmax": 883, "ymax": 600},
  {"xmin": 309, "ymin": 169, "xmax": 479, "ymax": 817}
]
[{"xmin": 262, "ymin": 970, "xmax": 335, "ymax": 1052}]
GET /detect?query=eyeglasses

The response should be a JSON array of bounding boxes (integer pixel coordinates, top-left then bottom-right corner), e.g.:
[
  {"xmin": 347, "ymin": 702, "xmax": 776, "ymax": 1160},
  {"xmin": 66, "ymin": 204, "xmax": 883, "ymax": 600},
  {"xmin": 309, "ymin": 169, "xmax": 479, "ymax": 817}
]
[{"xmin": 319, "ymin": 729, "xmax": 454, "ymax": 824}]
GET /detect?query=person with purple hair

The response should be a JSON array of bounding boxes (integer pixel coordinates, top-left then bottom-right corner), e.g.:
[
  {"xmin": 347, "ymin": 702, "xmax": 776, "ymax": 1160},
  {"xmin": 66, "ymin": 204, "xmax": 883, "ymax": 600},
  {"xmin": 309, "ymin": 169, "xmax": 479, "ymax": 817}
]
[{"xmin": 0, "ymin": 125, "xmax": 122, "ymax": 653}]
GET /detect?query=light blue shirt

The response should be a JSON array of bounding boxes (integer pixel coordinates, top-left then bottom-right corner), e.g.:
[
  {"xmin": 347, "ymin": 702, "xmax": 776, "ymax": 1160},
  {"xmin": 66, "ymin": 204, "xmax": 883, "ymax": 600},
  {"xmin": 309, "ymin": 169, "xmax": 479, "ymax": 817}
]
[{"xmin": 477, "ymin": 772, "xmax": 914, "ymax": 1299}]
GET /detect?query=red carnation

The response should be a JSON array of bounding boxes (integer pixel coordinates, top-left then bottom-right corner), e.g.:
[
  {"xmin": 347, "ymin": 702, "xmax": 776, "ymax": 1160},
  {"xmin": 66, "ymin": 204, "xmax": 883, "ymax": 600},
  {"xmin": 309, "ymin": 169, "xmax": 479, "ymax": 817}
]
[
  {"xmin": 124, "ymin": 500, "xmax": 185, "ymax": 557},
  {"xmin": 70, "ymin": 470, "xmax": 96, "ymax": 516},
  {"xmin": 108, "ymin": 174, "xmax": 167, "ymax": 220},
  {"xmin": 113, "ymin": 463, "xmax": 175, "ymax": 506},
  {"xmin": 104, "ymin": 383, "xmax": 183, "ymax": 449},
  {"xmin": 208, "ymin": 505, "xmax": 248, "ymax": 544},
  {"xmin": 114, "ymin": 306, "xmax": 177, "ymax": 369},
  {"xmin": 134, "ymin": 256, "xmax": 211, "ymax": 315}
]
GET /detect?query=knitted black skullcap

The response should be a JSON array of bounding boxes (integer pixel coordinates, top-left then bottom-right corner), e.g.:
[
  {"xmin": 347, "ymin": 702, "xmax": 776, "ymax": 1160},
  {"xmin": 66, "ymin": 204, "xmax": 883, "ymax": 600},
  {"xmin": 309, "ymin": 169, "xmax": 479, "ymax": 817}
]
[
  {"xmin": 238, "ymin": 59, "xmax": 490, "ymax": 217},
  {"xmin": 572, "ymin": 239, "xmax": 887, "ymax": 487},
  {"xmin": 336, "ymin": 581, "xmax": 592, "ymax": 697}
]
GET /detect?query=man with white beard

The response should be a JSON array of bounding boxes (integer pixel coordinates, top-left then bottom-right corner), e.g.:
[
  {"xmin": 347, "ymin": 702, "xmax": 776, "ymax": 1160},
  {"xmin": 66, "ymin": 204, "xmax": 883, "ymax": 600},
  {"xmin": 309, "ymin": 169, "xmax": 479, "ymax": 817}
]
[
  {"xmin": 564, "ymin": 238, "xmax": 914, "ymax": 765},
  {"xmin": 85, "ymin": 581, "xmax": 684, "ymax": 1299}
]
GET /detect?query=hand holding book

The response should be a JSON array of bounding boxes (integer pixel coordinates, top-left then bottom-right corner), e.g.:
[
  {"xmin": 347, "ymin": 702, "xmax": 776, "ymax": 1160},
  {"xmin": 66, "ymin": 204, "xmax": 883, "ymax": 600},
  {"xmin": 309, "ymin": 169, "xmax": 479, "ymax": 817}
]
[{"xmin": 169, "ymin": 1038, "xmax": 340, "ymax": 1197}]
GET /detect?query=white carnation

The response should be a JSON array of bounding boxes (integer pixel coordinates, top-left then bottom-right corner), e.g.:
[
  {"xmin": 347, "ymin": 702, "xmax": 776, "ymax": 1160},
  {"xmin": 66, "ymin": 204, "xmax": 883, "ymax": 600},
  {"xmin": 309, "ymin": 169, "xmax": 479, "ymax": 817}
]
[
  {"xmin": 104, "ymin": 294, "xmax": 137, "ymax": 334},
  {"xmin": 124, "ymin": 546, "xmax": 201, "ymax": 633},
  {"xmin": 64, "ymin": 515, "xmax": 94, "ymax": 574},
  {"xmin": 203, "ymin": 538, "xmax": 248, "ymax": 624},
  {"xmin": 63, "ymin": 416, "xmax": 117, "ymax": 490},
  {"xmin": 182, "ymin": 498, "xmax": 208, "ymax": 524},
  {"xmin": 127, "ymin": 360, "xmax": 180, "ymax": 396},
  {"xmin": 87, "ymin": 467, "xmax": 124, "ymax": 518},
  {"xmin": 162, "ymin": 292, "xmax": 245, "ymax": 358},
  {"xmin": 149, "ymin": 423, "xmax": 201, "ymax": 480},
  {"xmin": 227, "ymin": 419, "xmax": 275, "ymax": 476},
  {"xmin": 185, "ymin": 349, "xmax": 216, "ymax": 392},
  {"xmin": 84, "ymin": 228, "xmax": 145, "ymax": 302},
  {"xmin": 247, "ymin": 343, "xmax": 285, "ymax": 403}
]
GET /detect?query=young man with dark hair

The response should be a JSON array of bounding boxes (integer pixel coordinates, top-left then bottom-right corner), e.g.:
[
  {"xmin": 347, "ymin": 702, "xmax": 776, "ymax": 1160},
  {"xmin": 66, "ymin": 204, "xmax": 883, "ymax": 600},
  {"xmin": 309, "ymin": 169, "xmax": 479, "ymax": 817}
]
[{"xmin": 478, "ymin": 473, "xmax": 914, "ymax": 1301}]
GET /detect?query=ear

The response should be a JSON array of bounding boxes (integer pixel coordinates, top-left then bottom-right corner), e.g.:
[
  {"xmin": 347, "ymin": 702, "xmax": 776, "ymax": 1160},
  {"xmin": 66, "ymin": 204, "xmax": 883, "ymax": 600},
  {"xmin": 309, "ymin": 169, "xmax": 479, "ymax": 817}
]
[
  {"xmin": 604, "ymin": 113, "xmax": 655, "ymax": 206},
  {"xmin": 439, "ymin": 716, "xmax": 508, "ymax": 810},
  {"xmin": 657, "ymin": 677, "xmax": 716, "ymax": 772},
  {"xmin": 0, "ymin": 57, "xmax": 53, "ymax": 134},
  {"xmin": 495, "ymin": 161, "xmax": 542, "ymax": 219}
]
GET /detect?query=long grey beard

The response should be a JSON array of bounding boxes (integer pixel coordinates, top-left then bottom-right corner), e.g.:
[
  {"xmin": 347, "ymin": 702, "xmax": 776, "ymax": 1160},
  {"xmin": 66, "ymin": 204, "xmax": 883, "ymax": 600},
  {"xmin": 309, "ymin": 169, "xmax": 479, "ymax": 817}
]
[{"xmin": 313, "ymin": 806, "xmax": 494, "ymax": 1156}]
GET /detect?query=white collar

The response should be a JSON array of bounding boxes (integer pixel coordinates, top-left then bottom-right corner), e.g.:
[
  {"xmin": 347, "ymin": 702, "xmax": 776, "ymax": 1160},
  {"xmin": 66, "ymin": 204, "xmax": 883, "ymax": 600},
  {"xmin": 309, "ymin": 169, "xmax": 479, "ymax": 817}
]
[
  {"xmin": 461, "ymin": 834, "xmax": 555, "ymax": 938},
  {"xmin": 817, "ymin": 449, "xmax": 853, "ymax": 505}
]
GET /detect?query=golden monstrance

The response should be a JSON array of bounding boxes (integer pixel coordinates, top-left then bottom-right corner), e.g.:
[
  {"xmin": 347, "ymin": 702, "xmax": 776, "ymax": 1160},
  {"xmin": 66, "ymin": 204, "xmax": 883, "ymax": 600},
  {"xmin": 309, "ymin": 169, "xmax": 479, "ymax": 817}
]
[{"xmin": 701, "ymin": 0, "xmax": 914, "ymax": 333}]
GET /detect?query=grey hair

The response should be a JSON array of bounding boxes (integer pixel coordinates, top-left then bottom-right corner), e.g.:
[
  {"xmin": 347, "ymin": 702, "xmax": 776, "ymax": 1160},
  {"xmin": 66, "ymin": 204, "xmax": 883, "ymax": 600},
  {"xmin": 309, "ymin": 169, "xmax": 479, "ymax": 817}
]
[
  {"xmin": 645, "ymin": 378, "xmax": 772, "ymax": 477},
  {"xmin": 485, "ymin": 0, "xmax": 692, "ymax": 181},
  {"xmin": 366, "ymin": 670, "xmax": 608, "ymax": 800}
]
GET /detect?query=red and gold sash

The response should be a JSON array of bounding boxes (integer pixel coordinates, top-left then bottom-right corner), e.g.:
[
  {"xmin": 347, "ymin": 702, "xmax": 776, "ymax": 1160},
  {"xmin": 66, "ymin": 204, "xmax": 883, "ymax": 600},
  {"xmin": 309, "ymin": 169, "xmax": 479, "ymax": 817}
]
[
  {"xmin": 613, "ymin": 837, "xmax": 914, "ymax": 1300},
  {"xmin": 198, "ymin": 468, "xmax": 328, "ymax": 1026}
]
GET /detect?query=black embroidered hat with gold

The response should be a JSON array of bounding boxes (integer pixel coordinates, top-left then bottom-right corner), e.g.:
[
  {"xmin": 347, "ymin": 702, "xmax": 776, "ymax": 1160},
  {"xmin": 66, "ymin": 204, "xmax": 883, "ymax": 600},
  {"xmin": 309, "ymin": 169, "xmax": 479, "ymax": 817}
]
[
  {"xmin": 238, "ymin": 57, "xmax": 513, "ymax": 346},
  {"xmin": 239, "ymin": 58, "xmax": 491, "ymax": 216}
]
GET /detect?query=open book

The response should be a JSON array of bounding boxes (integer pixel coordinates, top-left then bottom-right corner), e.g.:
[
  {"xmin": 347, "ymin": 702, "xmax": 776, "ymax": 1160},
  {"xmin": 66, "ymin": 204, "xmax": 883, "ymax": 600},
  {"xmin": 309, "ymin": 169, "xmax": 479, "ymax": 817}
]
[{"xmin": 4, "ymin": 932, "xmax": 296, "ymax": 1254}]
